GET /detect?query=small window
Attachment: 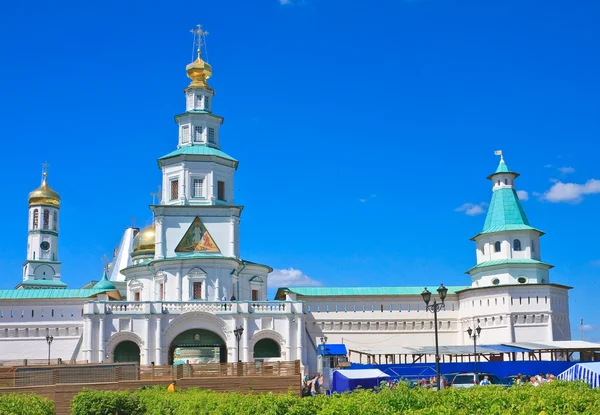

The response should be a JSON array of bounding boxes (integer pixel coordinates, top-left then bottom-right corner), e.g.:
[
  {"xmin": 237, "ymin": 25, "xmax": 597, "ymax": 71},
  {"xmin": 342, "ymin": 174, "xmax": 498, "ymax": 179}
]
[
  {"xmin": 204, "ymin": 96, "xmax": 210, "ymax": 111},
  {"xmin": 192, "ymin": 178, "xmax": 204, "ymax": 198},
  {"xmin": 33, "ymin": 209, "xmax": 39, "ymax": 229},
  {"xmin": 159, "ymin": 283, "xmax": 164, "ymax": 300},
  {"xmin": 252, "ymin": 289, "xmax": 259, "ymax": 301},
  {"xmin": 513, "ymin": 239, "xmax": 522, "ymax": 251},
  {"xmin": 181, "ymin": 125, "xmax": 190, "ymax": 143},
  {"xmin": 196, "ymin": 95, "xmax": 203, "ymax": 108},
  {"xmin": 494, "ymin": 241, "xmax": 501, "ymax": 252},
  {"xmin": 192, "ymin": 281, "xmax": 203, "ymax": 300},
  {"xmin": 194, "ymin": 126, "xmax": 203, "ymax": 142},
  {"xmin": 492, "ymin": 278, "xmax": 500, "ymax": 286},
  {"xmin": 531, "ymin": 240, "xmax": 536, "ymax": 253},
  {"xmin": 518, "ymin": 277, "xmax": 527, "ymax": 284},
  {"xmin": 170, "ymin": 179, "xmax": 179, "ymax": 200},
  {"xmin": 53, "ymin": 211, "xmax": 57, "ymax": 231},
  {"xmin": 208, "ymin": 127, "xmax": 215, "ymax": 144},
  {"xmin": 43, "ymin": 209, "xmax": 50, "ymax": 229},
  {"xmin": 497, "ymin": 180, "xmax": 500, "ymax": 185},
  {"xmin": 217, "ymin": 181, "xmax": 225, "ymax": 201},
  {"xmin": 134, "ymin": 292, "xmax": 141, "ymax": 301}
]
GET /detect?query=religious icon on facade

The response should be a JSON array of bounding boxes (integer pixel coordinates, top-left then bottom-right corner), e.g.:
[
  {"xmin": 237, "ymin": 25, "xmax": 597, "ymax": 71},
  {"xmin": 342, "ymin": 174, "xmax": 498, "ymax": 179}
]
[{"xmin": 175, "ymin": 216, "xmax": 220, "ymax": 253}]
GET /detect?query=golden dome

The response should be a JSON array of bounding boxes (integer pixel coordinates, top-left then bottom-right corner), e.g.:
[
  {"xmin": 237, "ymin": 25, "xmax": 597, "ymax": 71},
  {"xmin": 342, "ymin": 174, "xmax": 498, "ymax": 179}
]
[
  {"xmin": 186, "ymin": 56, "xmax": 212, "ymax": 89},
  {"xmin": 28, "ymin": 173, "xmax": 60, "ymax": 207},
  {"xmin": 131, "ymin": 224, "xmax": 155, "ymax": 255}
]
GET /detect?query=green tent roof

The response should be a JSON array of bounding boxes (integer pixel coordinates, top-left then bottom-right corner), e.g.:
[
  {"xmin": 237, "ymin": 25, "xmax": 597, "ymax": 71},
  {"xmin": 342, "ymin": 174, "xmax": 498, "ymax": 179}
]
[
  {"xmin": 487, "ymin": 158, "xmax": 520, "ymax": 179},
  {"xmin": 476, "ymin": 188, "xmax": 541, "ymax": 237},
  {"xmin": 17, "ymin": 280, "xmax": 67, "ymax": 288},
  {"xmin": 275, "ymin": 286, "xmax": 470, "ymax": 299},
  {"xmin": 0, "ymin": 289, "xmax": 111, "ymax": 300},
  {"xmin": 158, "ymin": 145, "xmax": 237, "ymax": 163},
  {"xmin": 466, "ymin": 258, "xmax": 553, "ymax": 274},
  {"xmin": 93, "ymin": 270, "xmax": 117, "ymax": 291}
]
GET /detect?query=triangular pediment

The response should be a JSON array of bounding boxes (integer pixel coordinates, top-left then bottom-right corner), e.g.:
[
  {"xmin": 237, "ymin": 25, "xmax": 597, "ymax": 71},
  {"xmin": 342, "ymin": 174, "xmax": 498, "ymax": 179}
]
[{"xmin": 175, "ymin": 217, "xmax": 221, "ymax": 253}]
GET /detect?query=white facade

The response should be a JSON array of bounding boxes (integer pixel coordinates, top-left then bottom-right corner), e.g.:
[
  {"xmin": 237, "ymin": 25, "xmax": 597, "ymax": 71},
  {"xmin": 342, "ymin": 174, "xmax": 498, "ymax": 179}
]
[{"xmin": 0, "ymin": 46, "xmax": 572, "ymax": 374}]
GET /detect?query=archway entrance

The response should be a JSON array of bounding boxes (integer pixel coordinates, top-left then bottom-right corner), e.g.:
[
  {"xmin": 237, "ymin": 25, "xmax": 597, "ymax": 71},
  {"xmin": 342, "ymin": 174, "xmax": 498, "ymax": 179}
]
[
  {"xmin": 113, "ymin": 341, "xmax": 140, "ymax": 363},
  {"xmin": 168, "ymin": 329, "xmax": 227, "ymax": 364},
  {"xmin": 254, "ymin": 338, "xmax": 281, "ymax": 359}
]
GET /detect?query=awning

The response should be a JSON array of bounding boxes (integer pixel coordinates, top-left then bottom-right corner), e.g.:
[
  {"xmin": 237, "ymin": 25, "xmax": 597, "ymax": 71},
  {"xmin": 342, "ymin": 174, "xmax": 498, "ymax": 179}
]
[{"xmin": 318, "ymin": 344, "xmax": 348, "ymax": 355}]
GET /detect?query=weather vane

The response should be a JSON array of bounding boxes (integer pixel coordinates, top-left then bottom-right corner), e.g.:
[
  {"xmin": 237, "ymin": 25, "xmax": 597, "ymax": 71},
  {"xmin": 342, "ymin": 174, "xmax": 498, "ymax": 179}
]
[
  {"xmin": 190, "ymin": 24, "xmax": 209, "ymax": 61},
  {"xmin": 494, "ymin": 149, "xmax": 504, "ymax": 161},
  {"xmin": 101, "ymin": 254, "xmax": 110, "ymax": 273},
  {"xmin": 41, "ymin": 162, "xmax": 49, "ymax": 181}
]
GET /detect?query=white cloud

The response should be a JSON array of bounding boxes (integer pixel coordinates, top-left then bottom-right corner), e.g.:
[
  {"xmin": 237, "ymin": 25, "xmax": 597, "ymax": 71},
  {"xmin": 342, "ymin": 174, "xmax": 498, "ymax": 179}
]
[
  {"xmin": 516, "ymin": 190, "xmax": 529, "ymax": 201},
  {"xmin": 455, "ymin": 202, "xmax": 487, "ymax": 216},
  {"xmin": 279, "ymin": 0, "xmax": 291, "ymax": 4},
  {"xmin": 359, "ymin": 194, "xmax": 377, "ymax": 203},
  {"xmin": 359, "ymin": 198, "xmax": 368, "ymax": 203},
  {"xmin": 557, "ymin": 167, "xmax": 575, "ymax": 174},
  {"xmin": 582, "ymin": 324, "xmax": 596, "ymax": 332},
  {"xmin": 544, "ymin": 164, "xmax": 553, "ymax": 168},
  {"xmin": 268, "ymin": 268, "xmax": 322, "ymax": 288},
  {"xmin": 542, "ymin": 179, "xmax": 600, "ymax": 203}
]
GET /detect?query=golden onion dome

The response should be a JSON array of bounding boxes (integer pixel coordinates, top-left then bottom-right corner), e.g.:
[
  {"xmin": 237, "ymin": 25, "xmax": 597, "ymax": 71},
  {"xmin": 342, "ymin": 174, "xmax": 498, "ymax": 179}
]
[
  {"xmin": 186, "ymin": 56, "xmax": 212, "ymax": 89},
  {"xmin": 28, "ymin": 173, "xmax": 60, "ymax": 208},
  {"xmin": 131, "ymin": 224, "xmax": 155, "ymax": 255}
]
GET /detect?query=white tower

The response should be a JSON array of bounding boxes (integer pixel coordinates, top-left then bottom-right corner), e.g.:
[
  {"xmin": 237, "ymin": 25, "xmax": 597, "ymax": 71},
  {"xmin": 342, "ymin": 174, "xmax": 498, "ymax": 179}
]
[
  {"xmin": 467, "ymin": 152, "xmax": 551, "ymax": 288},
  {"xmin": 20, "ymin": 168, "xmax": 65, "ymax": 289},
  {"xmin": 151, "ymin": 26, "xmax": 241, "ymax": 260}
]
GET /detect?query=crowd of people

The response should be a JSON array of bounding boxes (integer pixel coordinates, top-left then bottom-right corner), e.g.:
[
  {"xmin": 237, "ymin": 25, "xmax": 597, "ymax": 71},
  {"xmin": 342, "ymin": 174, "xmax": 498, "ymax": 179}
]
[{"xmin": 302, "ymin": 372, "xmax": 325, "ymax": 397}]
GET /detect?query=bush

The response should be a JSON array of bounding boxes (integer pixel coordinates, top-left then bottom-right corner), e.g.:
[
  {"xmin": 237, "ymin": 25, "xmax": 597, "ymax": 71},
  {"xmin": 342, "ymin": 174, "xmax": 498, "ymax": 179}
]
[
  {"xmin": 70, "ymin": 388, "xmax": 141, "ymax": 415},
  {"xmin": 70, "ymin": 381, "xmax": 600, "ymax": 415},
  {"xmin": 0, "ymin": 393, "xmax": 54, "ymax": 415}
]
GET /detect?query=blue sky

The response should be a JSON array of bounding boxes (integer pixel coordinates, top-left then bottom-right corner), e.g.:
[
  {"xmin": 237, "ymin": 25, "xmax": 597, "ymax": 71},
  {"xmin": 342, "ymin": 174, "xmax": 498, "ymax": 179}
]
[{"xmin": 1, "ymin": 0, "xmax": 599, "ymax": 340}]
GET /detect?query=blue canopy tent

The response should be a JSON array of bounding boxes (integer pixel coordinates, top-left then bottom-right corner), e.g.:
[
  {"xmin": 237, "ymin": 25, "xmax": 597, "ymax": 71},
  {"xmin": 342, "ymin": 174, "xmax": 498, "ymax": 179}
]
[
  {"xmin": 558, "ymin": 362, "xmax": 600, "ymax": 388},
  {"xmin": 332, "ymin": 369, "xmax": 390, "ymax": 393}
]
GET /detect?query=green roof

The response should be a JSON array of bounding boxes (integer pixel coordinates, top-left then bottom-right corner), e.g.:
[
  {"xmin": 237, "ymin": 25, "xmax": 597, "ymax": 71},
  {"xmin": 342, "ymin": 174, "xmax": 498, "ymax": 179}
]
[
  {"xmin": 93, "ymin": 270, "xmax": 117, "ymax": 291},
  {"xmin": 487, "ymin": 158, "xmax": 520, "ymax": 179},
  {"xmin": 275, "ymin": 286, "xmax": 470, "ymax": 299},
  {"xmin": 16, "ymin": 280, "xmax": 67, "ymax": 288},
  {"xmin": 466, "ymin": 258, "xmax": 553, "ymax": 274},
  {"xmin": 158, "ymin": 145, "xmax": 237, "ymax": 164},
  {"xmin": 0, "ymin": 289, "xmax": 111, "ymax": 300},
  {"xmin": 476, "ymin": 188, "xmax": 541, "ymax": 237}
]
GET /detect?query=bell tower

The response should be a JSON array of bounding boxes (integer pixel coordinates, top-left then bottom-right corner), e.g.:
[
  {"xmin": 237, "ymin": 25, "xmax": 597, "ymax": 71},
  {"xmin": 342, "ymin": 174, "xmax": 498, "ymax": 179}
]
[{"xmin": 20, "ymin": 166, "xmax": 65, "ymax": 289}]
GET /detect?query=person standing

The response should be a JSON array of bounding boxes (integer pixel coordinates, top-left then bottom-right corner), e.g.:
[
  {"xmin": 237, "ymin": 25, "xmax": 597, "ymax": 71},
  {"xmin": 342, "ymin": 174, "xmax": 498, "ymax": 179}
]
[
  {"xmin": 479, "ymin": 375, "xmax": 491, "ymax": 386},
  {"xmin": 311, "ymin": 373, "xmax": 321, "ymax": 397}
]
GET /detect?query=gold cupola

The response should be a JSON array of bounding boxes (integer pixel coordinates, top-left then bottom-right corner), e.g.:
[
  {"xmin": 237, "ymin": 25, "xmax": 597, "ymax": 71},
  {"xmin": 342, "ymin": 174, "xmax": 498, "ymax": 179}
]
[
  {"xmin": 131, "ymin": 224, "xmax": 156, "ymax": 258},
  {"xmin": 28, "ymin": 173, "xmax": 60, "ymax": 208},
  {"xmin": 186, "ymin": 55, "xmax": 212, "ymax": 89}
]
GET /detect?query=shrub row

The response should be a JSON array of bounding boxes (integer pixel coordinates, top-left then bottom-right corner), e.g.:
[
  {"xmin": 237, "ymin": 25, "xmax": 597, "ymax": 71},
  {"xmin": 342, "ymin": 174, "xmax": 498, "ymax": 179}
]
[
  {"xmin": 68, "ymin": 381, "xmax": 600, "ymax": 415},
  {"xmin": 0, "ymin": 393, "xmax": 55, "ymax": 415}
]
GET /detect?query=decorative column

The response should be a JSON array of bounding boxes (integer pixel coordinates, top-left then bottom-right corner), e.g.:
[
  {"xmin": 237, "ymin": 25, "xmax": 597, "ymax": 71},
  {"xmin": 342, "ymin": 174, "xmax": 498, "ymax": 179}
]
[
  {"xmin": 229, "ymin": 218, "xmax": 236, "ymax": 258},
  {"xmin": 242, "ymin": 317, "xmax": 249, "ymax": 362},
  {"xmin": 143, "ymin": 318, "xmax": 151, "ymax": 364},
  {"xmin": 156, "ymin": 316, "xmax": 163, "ymax": 365},
  {"xmin": 85, "ymin": 317, "xmax": 94, "ymax": 363},
  {"xmin": 296, "ymin": 317, "xmax": 303, "ymax": 362},
  {"xmin": 98, "ymin": 317, "xmax": 105, "ymax": 363},
  {"xmin": 214, "ymin": 278, "xmax": 220, "ymax": 301},
  {"xmin": 155, "ymin": 216, "xmax": 164, "ymax": 259},
  {"xmin": 285, "ymin": 317, "xmax": 292, "ymax": 361},
  {"xmin": 176, "ymin": 271, "xmax": 182, "ymax": 301}
]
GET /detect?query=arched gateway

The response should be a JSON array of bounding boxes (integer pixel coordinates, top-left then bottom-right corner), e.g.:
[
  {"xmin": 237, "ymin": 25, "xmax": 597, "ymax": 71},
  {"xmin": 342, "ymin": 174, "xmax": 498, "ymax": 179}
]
[
  {"xmin": 114, "ymin": 341, "xmax": 141, "ymax": 363},
  {"xmin": 168, "ymin": 329, "xmax": 227, "ymax": 364}
]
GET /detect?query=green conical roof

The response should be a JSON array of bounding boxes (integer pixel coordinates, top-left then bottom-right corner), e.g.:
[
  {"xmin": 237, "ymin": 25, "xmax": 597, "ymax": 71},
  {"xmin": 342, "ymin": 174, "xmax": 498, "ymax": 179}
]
[
  {"xmin": 487, "ymin": 158, "xmax": 520, "ymax": 179},
  {"xmin": 93, "ymin": 270, "xmax": 116, "ymax": 291}
]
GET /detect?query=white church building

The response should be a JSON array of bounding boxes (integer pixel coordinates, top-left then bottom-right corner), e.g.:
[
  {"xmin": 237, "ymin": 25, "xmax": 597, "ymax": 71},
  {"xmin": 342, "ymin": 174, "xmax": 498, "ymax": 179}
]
[{"xmin": 0, "ymin": 34, "xmax": 572, "ymax": 373}]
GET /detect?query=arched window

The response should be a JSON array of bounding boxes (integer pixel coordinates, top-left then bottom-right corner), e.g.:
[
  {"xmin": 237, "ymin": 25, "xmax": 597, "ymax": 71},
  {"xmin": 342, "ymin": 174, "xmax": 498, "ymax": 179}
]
[
  {"xmin": 494, "ymin": 241, "xmax": 501, "ymax": 252},
  {"xmin": 53, "ymin": 211, "xmax": 57, "ymax": 231},
  {"xmin": 33, "ymin": 209, "xmax": 39, "ymax": 229},
  {"xmin": 43, "ymin": 209, "xmax": 50, "ymax": 229},
  {"xmin": 531, "ymin": 240, "xmax": 536, "ymax": 253},
  {"xmin": 513, "ymin": 239, "xmax": 522, "ymax": 251},
  {"xmin": 504, "ymin": 179, "xmax": 508, "ymax": 184}
]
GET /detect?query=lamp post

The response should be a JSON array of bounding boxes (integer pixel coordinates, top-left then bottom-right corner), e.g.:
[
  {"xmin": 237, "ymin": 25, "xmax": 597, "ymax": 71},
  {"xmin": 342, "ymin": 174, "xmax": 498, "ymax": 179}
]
[
  {"xmin": 319, "ymin": 336, "xmax": 328, "ymax": 374},
  {"xmin": 467, "ymin": 325, "xmax": 482, "ymax": 373},
  {"xmin": 46, "ymin": 335, "xmax": 54, "ymax": 365},
  {"xmin": 421, "ymin": 284, "xmax": 448, "ymax": 391},
  {"xmin": 233, "ymin": 326, "xmax": 244, "ymax": 363}
]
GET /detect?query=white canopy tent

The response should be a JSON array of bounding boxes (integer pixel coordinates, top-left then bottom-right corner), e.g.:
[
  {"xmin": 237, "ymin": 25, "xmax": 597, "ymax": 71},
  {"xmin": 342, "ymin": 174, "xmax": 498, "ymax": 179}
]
[{"xmin": 557, "ymin": 362, "xmax": 600, "ymax": 388}]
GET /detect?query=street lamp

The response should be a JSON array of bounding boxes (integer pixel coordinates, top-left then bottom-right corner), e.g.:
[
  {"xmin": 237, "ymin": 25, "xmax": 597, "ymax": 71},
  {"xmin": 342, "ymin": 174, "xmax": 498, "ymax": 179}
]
[
  {"xmin": 467, "ymin": 325, "xmax": 482, "ymax": 373},
  {"xmin": 46, "ymin": 335, "xmax": 54, "ymax": 365},
  {"xmin": 421, "ymin": 284, "xmax": 448, "ymax": 391},
  {"xmin": 319, "ymin": 336, "xmax": 328, "ymax": 374},
  {"xmin": 233, "ymin": 326, "xmax": 244, "ymax": 363}
]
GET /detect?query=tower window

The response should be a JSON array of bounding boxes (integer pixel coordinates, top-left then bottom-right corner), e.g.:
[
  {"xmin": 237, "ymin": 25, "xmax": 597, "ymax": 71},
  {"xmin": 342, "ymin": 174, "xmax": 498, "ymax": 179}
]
[
  {"xmin": 158, "ymin": 283, "xmax": 164, "ymax": 300},
  {"xmin": 43, "ymin": 209, "xmax": 50, "ymax": 229},
  {"xmin": 33, "ymin": 209, "xmax": 39, "ymax": 229},
  {"xmin": 204, "ymin": 96, "xmax": 210, "ymax": 111},
  {"xmin": 494, "ymin": 241, "xmax": 501, "ymax": 252},
  {"xmin": 497, "ymin": 180, "xmax": 500, "ymax": 185},
  {"xmin": 217, "ymin": 181, "xmax": 225, "ymax": 201},
  {"xmin": 192, "ymin": 281, "xmax": 202, "ymax": 299},
  {"xmin": 181, "ymin": 125, "xmax": 190, "ymax": 143},
  {"xmin": 52, "ymin": 211, "xmax": 57, "ymax": 231},
  {"xmin": 192, "ymin": 178, "xmax": 204, "ymax": 198},
  {"xmin": 531, "ymin": 240, "xmax": 536, "ymax": 253},
  {"xmin": 518, "ymin": 277, "xmax": 527, "ymax": 284},
  {"xmin": 208, "ymin": 127, "xmax": 215, "ymax": 144},
  {"xmin": 504, "ymin": 179, "xmax": 508, "ymax": 184},
  {"xmin": 252, "ymin": 289, "xmax": 259, "ymax": 301},
  {"xmin": 134, "ymin": 292, "xmax": 141, "ymax": 301},
  {"xmin": 194, "ymin": 126, "xmax": 203, "ymax": 142},
  {"xmin": 196, "ymin": 95, "xmax": 203, "ymax": 108},
  {"xmin": 513, "ymin": 239, "xmax": 522, "ymax": 251},
  {"xmin": 170, "ymin": 179, "xmax": 179, "ymax": 200}
]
